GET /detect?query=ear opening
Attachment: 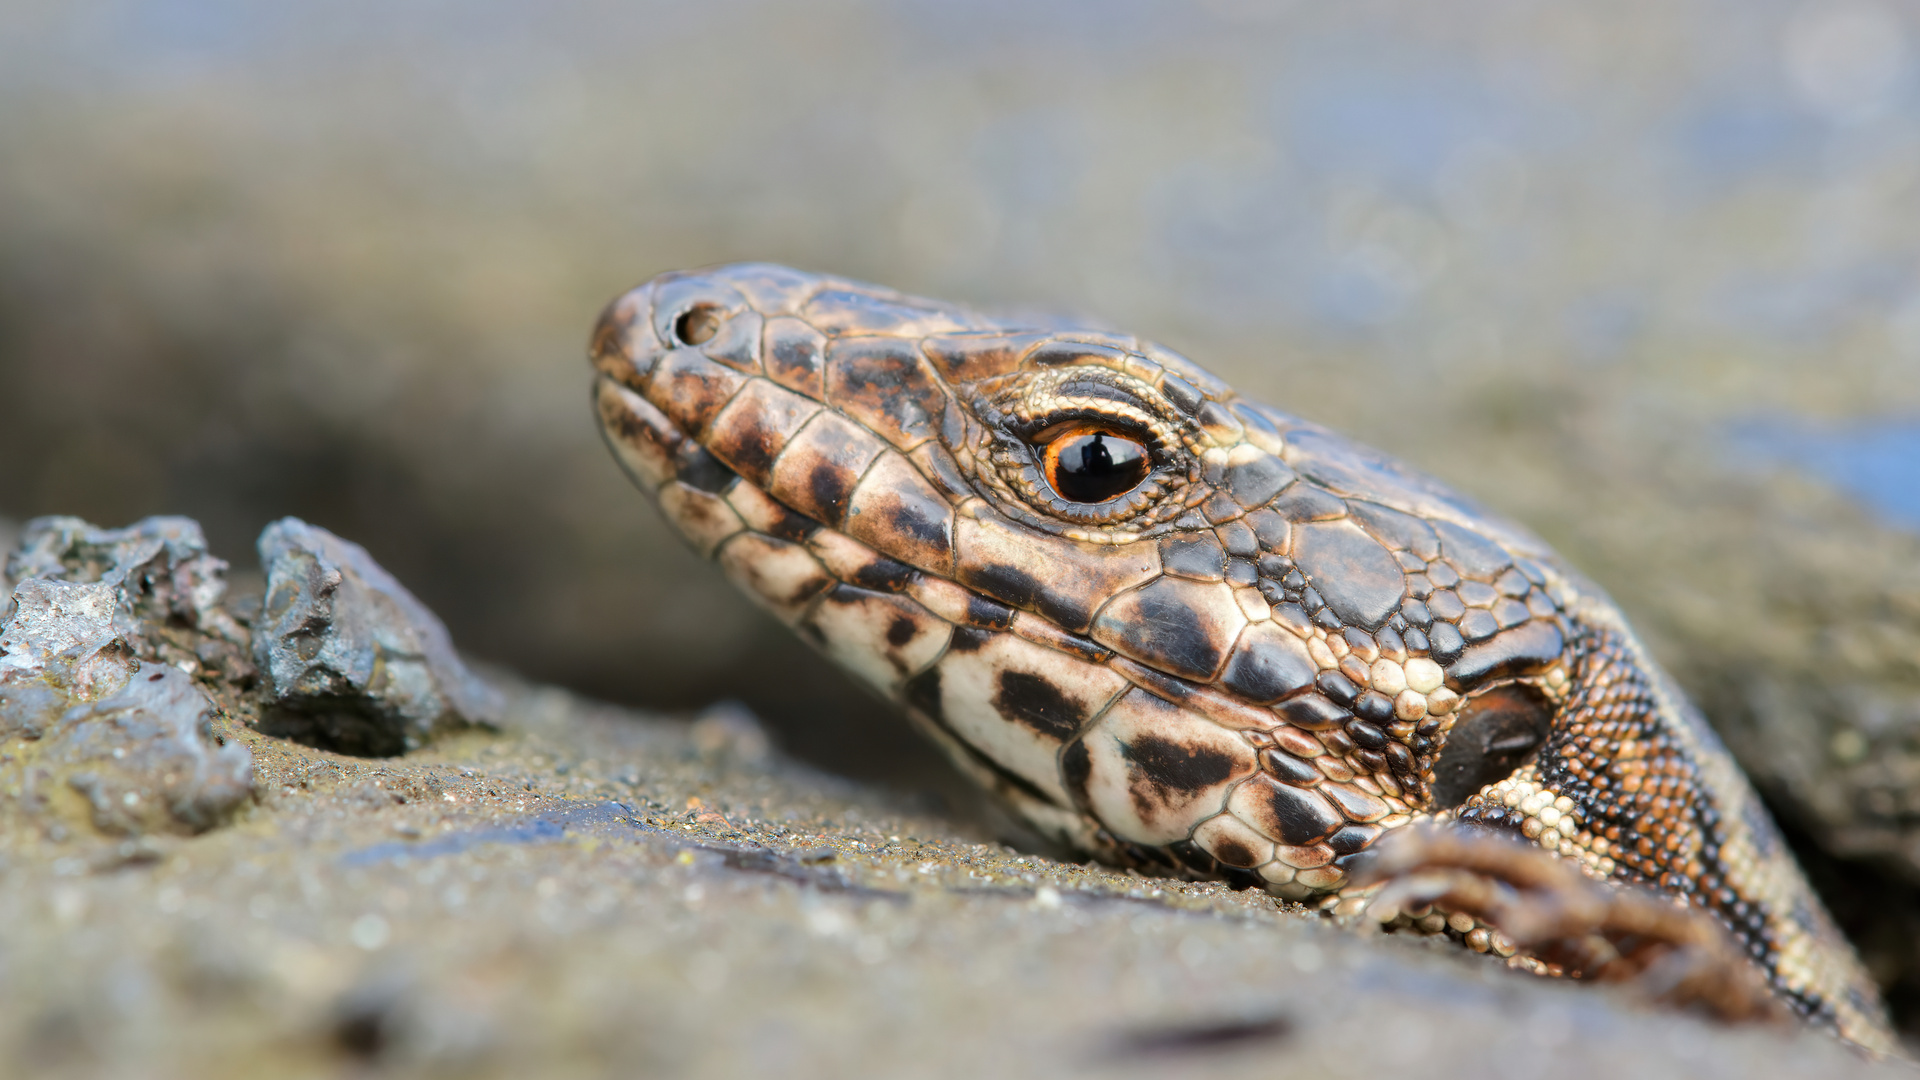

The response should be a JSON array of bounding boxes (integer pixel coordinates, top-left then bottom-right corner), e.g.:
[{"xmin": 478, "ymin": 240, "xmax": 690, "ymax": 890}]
[{"xmin": 1428, "ymin": 681, "xmax": 1554, "ymax": 810}]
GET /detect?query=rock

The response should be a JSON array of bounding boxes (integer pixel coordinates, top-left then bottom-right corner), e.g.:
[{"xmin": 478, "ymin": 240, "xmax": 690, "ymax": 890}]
[
  {"xmin": 45, "ymin": 665, "xmax": 254, "ymax": 834},
  {"xmin": 252, "ymin": 517, "xmax": 503, "ymax": 756},
  {"xmin": 2, "ymin": 515, "xmax": 252, "ymax": 681},
  {"xmin": 0, "ymin": 577, "xmax": 252, "ymax": 835},
  {"xmin": 4, "ymin": 515, "xmax": 246, "ymax": 643},
  {"xmin": 0, "ymin": 580, "xmax": 137, "ymax": 712}
]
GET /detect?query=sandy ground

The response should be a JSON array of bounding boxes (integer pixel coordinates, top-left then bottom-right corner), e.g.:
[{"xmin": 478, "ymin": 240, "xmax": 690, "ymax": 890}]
[{"xmin": 0, "ymin": 663, "xmax": 1903, "ymax": 1080}]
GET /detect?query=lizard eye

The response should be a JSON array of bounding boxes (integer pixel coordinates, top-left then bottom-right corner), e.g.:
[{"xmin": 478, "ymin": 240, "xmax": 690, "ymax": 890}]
[{"xmin": 1038, "ymin": 426, "xmax": 1151, "ymax": 504}]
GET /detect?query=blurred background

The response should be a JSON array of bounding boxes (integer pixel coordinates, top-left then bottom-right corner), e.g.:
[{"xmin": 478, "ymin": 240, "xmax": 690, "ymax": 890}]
[{"xmin": 4, "ymin": 0, "xmax": 1920, "ymax": 1019}]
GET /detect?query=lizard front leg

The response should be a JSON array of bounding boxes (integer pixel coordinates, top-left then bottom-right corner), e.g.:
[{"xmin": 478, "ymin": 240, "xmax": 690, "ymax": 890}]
[{"xmin": 1355, "ymin": 824, "xmax": 1789, "ymax": 1027}]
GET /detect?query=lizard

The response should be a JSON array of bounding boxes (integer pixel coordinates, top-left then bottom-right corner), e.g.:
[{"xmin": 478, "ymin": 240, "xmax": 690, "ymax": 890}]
[{"xmin": 586, "ymin": 262, "xmax": 1898, "ymax": 1053}]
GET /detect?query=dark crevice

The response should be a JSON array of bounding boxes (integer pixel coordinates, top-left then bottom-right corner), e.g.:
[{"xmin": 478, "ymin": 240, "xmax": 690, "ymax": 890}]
[{"xmin": 257, "ymin": 698, "xmax": 409, "ymax": 758}]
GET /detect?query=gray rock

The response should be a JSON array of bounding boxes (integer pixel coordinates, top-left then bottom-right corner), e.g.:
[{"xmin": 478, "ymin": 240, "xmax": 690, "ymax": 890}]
[
  {"xmin": 4, "ymin": 515, "xmax": 246, "ymax": 646},
  {"xmin": 253, "ymin": 517, "xmax": 503, "ymax": 755},
  {"xmin": 0, "ymin": 580, "xmax": 135, "ymax": 709},
  {"xmin": 0, "ymin": 577, "xmax": 252, "ymax": 834},
  {"xmin": 45, "ymin": 665, "xmax": 254, "ymax": 834}
]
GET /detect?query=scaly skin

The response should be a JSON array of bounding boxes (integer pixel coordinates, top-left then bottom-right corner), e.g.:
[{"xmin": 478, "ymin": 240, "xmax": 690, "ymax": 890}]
[{"xmin": 588, "ymin": 263, "xmax": 1896, "ymax": 1052}]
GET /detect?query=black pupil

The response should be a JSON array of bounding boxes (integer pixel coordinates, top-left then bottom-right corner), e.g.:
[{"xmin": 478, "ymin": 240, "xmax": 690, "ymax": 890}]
[{"xmin": 1052, "ymin": 433, "xmax": 1148, "ymax": 503}]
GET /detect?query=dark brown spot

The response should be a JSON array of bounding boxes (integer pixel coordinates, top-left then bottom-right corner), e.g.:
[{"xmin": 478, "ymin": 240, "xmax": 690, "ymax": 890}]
[
  {"xmin": 889, "ymin": 500, "xmax": 948, "ymax": 548},
  {"xmin": 649, "ymin": 350, "xmax": 746, "ymax": 436},
  {"xmin": 962, "ymin": 594, "xmax": 1015, "ymax": 630},
  {"xmin": 1327, "ymin": 824, "xmax": 1380, "ymax": 855},
  {"xmin": 947, "ymin": 626, "xmax": 992, "ymax": 654},
  {"xmin": 885, "ymin": 617, "xmax": 918, "ymax": 649},
  {"xmin": 674, "ymin": 445, "xmax": 737, "ymax": 494},
  {"xmin": 1091, "ymin": 576, "xmax": 1237, "ymax": 681},
  {"xmin": 763, "ymin": 316, "xmax": 827, "ymax": 399},
  {"xmin": 705, "ymin": 414, "xmax": 782, "ymax": 482},
  {"xmin": 1121, "ymin": 733, "xmax": 1239, "ymax": 795},
  {"xmin": 908, "ymin": 685, "xmax": 1065, "ymax": 808},
  {"xmin": 993, "ymin": 671, "xmax": 1084, "ymax": 741},
  {"xmin": 1026, "ymin": 339, "xmax": 1131, "ymax": 369},
  {"xmin": 768, "ymin": 411, "xmax": 886, "ymax": 525},
  {"xmin": 1061, "ymin": 737, "xmax": 1094, "ymax": 810},
  {"xmin": 590, "ymin": 292, "xmax": 641, "ymax": 378},
  {"xmin": 808, "ymin": 462, "xmax": 858, "ymax": 523},
  {"xmin": 703, "ymin": 380, "xmax": 821, "ymax": 485},
  {"xmin": 903, "ymin": 667, "xmax": 943, "ymax": 722},
  {"xmin": 1237, "ymin": 775, "xmax": 1342, "ymax": 845},
  {"xmin": 1259, "ymin": 749, "xmax": 1321, "ymax": 786},
  {"xmin": 969, "ymin": 561, "xmax": 1045, "ymax": 613},
  {"xmin": 1209, "ymin": 838, "xmax": 1260, "ymax": 868},
  {"xmin": 851, "ymin": 554, "xmax": 917, "ymax": 594},
  {"xmin": 599, "ymin": 386, "xmax": 681, "ymax": 462},
  {"xmin": 825, "ymin": 337, "xmax": 945, "ymax": 449},
  {"xmin": 763, "ymin": 503, "xmax": 820, "ymax": 543}
]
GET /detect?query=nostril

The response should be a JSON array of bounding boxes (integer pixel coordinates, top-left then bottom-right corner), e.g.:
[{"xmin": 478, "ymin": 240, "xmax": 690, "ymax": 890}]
[{"xmin": 674, "ymin": 303, "xmax": 724, "ymax": 346}]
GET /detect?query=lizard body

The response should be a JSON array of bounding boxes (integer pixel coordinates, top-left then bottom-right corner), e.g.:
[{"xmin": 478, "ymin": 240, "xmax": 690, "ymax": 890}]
[{"xmin": 589, "ymin": 263, "xmax": 1895, "ymax": 1052}]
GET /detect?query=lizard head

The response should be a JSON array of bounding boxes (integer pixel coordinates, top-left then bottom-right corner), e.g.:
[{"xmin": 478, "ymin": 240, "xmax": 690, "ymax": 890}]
[{"xmin": 590, "ymin": 263, "xmax": 1576, "ymax": 895}]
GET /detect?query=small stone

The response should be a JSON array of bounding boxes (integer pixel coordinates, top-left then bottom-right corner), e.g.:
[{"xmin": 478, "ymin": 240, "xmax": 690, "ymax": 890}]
[{"xmin": 253, "ymin": 518, "xmax": 503, "ymax": 756}]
